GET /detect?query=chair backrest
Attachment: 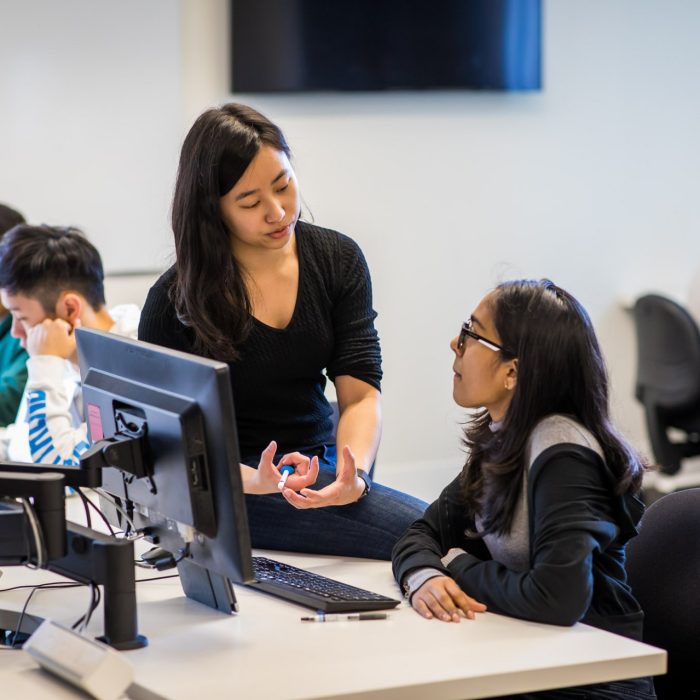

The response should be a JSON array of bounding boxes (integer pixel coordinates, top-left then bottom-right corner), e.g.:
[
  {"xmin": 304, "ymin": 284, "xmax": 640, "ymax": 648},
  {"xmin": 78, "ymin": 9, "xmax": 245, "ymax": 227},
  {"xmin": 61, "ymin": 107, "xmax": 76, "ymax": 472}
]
[
  {"xmin": 625, "ymin": 489, "xmax": 700, "ymax": 697},
  {"xmin": 633, "ymin": 294, "xmax": 700, "ymax": 409}
]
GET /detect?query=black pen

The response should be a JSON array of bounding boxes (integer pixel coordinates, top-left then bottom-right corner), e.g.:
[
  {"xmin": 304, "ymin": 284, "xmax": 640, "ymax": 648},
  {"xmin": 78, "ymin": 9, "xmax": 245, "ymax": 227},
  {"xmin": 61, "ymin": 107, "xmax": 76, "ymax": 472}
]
[{"xmin": 301, "ymin": 612, "xmax": 388, "ymax": 622}]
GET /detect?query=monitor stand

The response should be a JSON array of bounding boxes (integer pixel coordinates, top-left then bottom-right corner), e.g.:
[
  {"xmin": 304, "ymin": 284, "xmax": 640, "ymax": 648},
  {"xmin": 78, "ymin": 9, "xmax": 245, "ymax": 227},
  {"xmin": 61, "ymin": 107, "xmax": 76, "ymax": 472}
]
[{"xmin": 176, "ymin": 558, "xmax": 238, "ymax": 614}]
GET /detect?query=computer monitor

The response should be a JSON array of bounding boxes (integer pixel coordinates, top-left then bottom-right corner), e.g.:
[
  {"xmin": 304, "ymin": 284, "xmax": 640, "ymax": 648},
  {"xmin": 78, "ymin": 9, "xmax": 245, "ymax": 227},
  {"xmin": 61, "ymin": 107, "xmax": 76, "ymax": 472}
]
[{"xmin": 76, "ymin": 328, "xmax": 255, "ymax": 613}]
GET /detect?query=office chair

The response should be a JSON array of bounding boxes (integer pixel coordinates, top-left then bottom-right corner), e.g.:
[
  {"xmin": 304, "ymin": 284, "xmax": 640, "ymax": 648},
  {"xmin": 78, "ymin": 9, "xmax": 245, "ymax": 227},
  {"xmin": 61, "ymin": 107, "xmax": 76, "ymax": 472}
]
[
  {"xmin": 633, "ymin": 294, "xmax": 700, "ymax": 475},
  {"xmin": 625, "ymin": 488, "xmax": 700, "ymax": 698}
]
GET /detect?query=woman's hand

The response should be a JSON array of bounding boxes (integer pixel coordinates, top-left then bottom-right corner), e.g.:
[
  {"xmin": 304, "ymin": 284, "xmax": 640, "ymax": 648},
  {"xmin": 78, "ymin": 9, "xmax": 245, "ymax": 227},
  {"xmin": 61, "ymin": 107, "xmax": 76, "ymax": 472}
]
[
  {"xmin": 245, "ymin": 441, "xmax": 319, "ymax": 495},
  {"xmin": 411, "ymin": 576, "xmax": 487, "ymax": 622},
  {"xmin": 280, "ymin": 445, "xmax": 365, "ymax": 509},
  {"xmin": 275, "ymin": 449, "xmax": 320, "ymax": 491}
]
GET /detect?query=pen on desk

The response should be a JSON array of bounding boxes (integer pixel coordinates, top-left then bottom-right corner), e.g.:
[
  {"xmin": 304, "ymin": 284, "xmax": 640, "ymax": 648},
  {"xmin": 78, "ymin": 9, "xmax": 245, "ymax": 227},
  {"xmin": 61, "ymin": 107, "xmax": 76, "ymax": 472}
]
[
  {"xmin": 277, "ymin": 464, "xmax": 294, "ymax": 490},
  {"xmin": 301, "ymin": 613, "xmax": 388, "ymax": 622}
]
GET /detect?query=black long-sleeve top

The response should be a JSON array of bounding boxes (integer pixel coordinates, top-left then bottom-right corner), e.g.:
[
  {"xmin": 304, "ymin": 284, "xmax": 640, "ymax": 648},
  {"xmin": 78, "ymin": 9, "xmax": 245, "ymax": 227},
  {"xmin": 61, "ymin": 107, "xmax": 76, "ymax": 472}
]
[
  {"xmin": 392, "ymin": 433, "xmax": 646, "ymax": 640},
  {"xmin": 138, "ymin": 221, "xmax": 382, "ymax": 460}
]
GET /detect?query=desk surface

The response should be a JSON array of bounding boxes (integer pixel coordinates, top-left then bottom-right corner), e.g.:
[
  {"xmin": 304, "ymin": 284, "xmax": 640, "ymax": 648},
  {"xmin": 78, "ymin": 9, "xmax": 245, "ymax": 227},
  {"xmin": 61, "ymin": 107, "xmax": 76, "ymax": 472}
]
[{"xmin": 0, "ymin": 547, "xmax": 666, "ymax": 700}]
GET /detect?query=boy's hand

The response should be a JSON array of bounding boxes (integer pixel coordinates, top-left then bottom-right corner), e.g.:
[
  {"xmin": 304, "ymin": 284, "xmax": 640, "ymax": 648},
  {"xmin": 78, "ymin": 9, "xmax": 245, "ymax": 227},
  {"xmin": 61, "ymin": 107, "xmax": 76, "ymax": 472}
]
[{"xmin": 26, "ymin": 319, "xmax": 77, "ymax": 360}]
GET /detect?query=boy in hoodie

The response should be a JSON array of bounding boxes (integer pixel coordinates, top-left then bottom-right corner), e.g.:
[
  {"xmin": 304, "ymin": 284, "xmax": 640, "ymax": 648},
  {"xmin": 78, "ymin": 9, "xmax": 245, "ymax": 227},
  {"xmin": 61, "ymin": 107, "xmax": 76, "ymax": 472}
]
[{"xmin": 0, "ymin": 224, "xmax": 140, "ymax": 464}]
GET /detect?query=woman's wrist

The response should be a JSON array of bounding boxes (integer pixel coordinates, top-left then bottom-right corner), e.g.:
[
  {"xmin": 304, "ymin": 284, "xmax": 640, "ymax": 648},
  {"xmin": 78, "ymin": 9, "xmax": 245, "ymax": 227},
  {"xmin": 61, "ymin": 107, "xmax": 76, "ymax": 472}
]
[
  {"xmin": 355, "ymin": 468, "xmax": 372, "ymax": 500},
  {"xmin": 241, "ymin": 463, "xmax": 270, "ymax": 495}
]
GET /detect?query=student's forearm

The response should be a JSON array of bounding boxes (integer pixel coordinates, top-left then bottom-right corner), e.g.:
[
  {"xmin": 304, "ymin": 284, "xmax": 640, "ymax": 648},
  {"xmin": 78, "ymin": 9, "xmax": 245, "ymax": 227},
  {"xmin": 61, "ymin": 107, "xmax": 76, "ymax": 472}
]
[
  {"xmin": 25, "ymin": 356, "xmax": 89, "ymax": 464},
  {"xmin": 335, "ymin": 393, "xmax": 382, "ymax": 473}
]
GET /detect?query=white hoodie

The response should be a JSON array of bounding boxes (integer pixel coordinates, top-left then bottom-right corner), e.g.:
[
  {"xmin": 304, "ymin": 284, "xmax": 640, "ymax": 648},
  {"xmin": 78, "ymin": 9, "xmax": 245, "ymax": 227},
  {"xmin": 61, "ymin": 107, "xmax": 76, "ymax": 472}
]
[{"xmin": 3, "ymin": 304, "xmax": 140, "ymax": 465}]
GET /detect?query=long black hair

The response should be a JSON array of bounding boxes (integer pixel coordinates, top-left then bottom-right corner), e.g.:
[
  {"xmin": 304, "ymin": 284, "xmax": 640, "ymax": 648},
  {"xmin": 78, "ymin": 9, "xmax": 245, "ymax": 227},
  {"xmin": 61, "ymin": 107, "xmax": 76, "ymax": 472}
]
[
  {"xmin": 171, "ymin": 103, "xmax": 291, "ymax": 360},
  {"xmin": 461, "ymin": 279, "xmax": 646, "ymax": 535}
]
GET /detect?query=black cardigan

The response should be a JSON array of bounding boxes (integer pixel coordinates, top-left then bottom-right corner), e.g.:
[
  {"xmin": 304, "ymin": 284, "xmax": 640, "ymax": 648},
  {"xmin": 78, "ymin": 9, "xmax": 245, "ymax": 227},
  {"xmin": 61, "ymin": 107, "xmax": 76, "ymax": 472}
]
[{"xmin": 392, "ymin": 443, "xmax": 646, "ymax": 640}]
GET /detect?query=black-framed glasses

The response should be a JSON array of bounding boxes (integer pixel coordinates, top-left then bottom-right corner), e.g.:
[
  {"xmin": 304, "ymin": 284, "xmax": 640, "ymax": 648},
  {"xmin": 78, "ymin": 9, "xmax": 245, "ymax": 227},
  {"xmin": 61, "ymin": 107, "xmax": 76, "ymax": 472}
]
[{"xmin": 457, "ymin": 319, "xmax": 509, "ymax": 355}]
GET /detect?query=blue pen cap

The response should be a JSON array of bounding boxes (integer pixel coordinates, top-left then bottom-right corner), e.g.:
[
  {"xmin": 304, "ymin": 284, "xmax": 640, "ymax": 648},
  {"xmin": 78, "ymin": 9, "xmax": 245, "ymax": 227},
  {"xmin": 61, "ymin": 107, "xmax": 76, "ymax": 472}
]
[{"xmin": 279, "ymin": 464, "xmax": 295, "ymax": 475}]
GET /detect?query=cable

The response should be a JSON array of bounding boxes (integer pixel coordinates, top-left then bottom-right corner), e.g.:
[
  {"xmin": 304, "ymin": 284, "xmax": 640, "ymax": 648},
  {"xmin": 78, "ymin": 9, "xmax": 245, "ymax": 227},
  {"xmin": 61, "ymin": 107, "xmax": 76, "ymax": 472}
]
[
  {"xmin": 19, "ymin": 498, "xmax": 46, "ymax": 570},
  {"xmin": 136, "ymin": 544, "xmax": 189, "ymax": 571},
  {"xmin": 77, "ymin": 488, "xmax": 116, "ymax": 535},
  {"xmin": 77, "ymin": 489, "xmax": 92, "ymax": 528},
  {"xmin": 0, "ymin": 581, "xmax": 95, "ymax": 650},
  {"xmin": 90, "ymin": 488, "xmax": 137, "ymax": 535},
  {"xmin": 173, "ymin": 543, "xmax": 190, "ymax": 565},
  {"xmin": 72, "ymin": 582, "xmax": 101, "ymax": 633},
  {"xmin": 135, "ymin": 574, "xmax": 179, "ymax": 583},
  {"xmin": 10, "ymin": 585, "xmax": 40, "ymax": 648},
  {"xmin": 0, "ymin": 581, "xmax": 82, "ymax": 594},
  {"xmin": 84, "ymin": 584, "xmax": 101, "ymax": 630}
]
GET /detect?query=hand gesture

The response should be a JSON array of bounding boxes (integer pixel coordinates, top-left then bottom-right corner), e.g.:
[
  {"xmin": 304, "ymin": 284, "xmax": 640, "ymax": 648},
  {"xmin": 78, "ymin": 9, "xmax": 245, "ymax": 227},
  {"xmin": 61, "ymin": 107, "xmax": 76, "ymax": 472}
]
[
  {"xmin": 281, "ymin": 445, "xmax": 365, "ymax": 509},
  {"xmin": 251, "ymin": 441, "xmax": 319, "ymax": 495},
  {"xmin": 411, "ymin": 576, "xmax": 487, "ymax": 622},
  {"xmin": 26, "ymin": 318, "xmax": 78, "ymax": 360},
  {"xmin": 275, "ymin": 450, "xmax": 320, "ymax": 491}
]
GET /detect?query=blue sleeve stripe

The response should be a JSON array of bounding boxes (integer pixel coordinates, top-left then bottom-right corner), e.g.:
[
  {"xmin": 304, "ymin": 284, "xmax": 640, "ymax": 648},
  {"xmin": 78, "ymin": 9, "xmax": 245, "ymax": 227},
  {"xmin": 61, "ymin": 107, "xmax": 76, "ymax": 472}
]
[
  {"xmin": 72, "ymin": 445, "xmax": 89, "ymax": 459},
  {"xmin": 29, "ymin": 432, "xmax": 53, "ymax": 453},
  {"xmin": 27, "ymin": 390, "xmax": 47, "ymax": 412},
  {"xmin": 25, "ymin": 388, "xmax": 86, "ymax": 468},
  {"xmin": 34, "ymin": 443, "xmax": 56, "ymax": 463},
  {"xmin": 29, "ymin": 425, "xmax": 49, "ymax": 441}
]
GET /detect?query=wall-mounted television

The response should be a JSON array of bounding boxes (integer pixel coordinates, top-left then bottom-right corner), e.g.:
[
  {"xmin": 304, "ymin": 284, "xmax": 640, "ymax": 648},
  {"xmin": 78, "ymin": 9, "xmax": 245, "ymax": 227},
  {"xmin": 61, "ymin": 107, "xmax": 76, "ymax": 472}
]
[{"xmin": 231, "ymin": 0, "xmax": 541, "ymax": 93}]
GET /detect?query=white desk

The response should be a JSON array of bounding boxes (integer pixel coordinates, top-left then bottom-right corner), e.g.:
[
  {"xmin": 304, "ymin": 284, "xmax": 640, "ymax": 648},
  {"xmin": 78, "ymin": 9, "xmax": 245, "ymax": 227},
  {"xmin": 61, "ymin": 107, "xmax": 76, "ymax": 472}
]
[{"xmin": 0, "ymin": 548, "xmax": 666, "ymax": 700}]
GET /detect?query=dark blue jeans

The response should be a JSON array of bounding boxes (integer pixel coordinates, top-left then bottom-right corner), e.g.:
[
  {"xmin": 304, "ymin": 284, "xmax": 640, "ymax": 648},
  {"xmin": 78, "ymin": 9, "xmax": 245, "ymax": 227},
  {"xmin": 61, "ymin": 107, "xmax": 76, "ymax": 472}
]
[
  {"xmin": 243, "ymin": 446, "xmax": 427, "ymax": 560},
  {"xmin": 496, "ymin": 675, "xmax": 657, "ymax": 699}
]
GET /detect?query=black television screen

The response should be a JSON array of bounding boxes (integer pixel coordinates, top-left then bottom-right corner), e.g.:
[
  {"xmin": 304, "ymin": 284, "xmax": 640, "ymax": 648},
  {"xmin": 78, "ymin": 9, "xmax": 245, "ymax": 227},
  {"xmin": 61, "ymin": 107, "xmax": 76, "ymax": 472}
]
[{"xmin": 232, "ymin": 0, "xmax": 541, "ymax": 92}]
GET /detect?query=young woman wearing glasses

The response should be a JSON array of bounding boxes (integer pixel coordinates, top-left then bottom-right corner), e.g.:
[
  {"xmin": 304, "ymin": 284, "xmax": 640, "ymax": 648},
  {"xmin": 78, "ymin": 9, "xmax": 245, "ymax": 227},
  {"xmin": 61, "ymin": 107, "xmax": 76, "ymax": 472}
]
[
  {"xmin": 392, "ymin": 279, "xmax": 656, "ymax": 699},
  {"xmin": 138, "ymin": 103, "xmax": 425, "ymax": 559}
]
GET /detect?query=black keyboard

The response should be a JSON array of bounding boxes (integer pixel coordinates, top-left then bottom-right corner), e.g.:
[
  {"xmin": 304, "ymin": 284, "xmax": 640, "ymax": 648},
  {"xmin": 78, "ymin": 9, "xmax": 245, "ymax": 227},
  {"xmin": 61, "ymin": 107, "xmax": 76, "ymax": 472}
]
[{"xmin": 247, "ymin": 556, "xmax": 401, "ymax": 612}]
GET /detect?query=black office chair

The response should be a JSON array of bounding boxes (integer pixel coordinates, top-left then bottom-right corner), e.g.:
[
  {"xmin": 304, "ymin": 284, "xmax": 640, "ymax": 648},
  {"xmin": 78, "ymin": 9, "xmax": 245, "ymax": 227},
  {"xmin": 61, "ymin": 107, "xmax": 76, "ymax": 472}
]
[
  {"xmin": 633, "ymin": 294, "xmax": 700, "ymax": 475},
  {"xmin": 625, "ymin": 488, "xmax": 700, "ymax": 698}
]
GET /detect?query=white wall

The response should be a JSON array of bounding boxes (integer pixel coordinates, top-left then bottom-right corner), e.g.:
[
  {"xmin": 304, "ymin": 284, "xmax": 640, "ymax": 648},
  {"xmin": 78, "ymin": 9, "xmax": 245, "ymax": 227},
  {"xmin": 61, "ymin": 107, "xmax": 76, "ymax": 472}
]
[
  {"xmin": 2, "ymin": 0, "xmax": 699, "ymax": 482},
  {"xmin": 0, "ymin": 0, "xmax": 182, "ymax": 272},
  {"xmin": 230, "ymin": 1, "xmax": 700, "ymax": 475}
]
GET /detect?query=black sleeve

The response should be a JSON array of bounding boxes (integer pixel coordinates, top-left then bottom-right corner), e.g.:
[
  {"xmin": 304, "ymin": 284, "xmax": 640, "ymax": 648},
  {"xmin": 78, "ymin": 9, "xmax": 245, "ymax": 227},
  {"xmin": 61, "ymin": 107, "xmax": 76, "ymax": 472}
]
[
  {"xmin": 326, "ymin": 236, "xmax": 382, "ymax": 391},
  {"xmin": 445, "ymin": 448, "xmax": 620, "ymax": 627},
  {"xmin": 392, "ymin": 476, "xmax": 491, "ymax": 585},
  {"xmin": 137, "ymin": 275, "xmax": 194, "ymax": 354}
]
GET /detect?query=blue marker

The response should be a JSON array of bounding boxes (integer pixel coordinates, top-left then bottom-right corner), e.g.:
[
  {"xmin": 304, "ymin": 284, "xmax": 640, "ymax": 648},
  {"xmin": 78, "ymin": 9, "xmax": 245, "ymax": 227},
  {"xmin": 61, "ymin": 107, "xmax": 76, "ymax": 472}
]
[{"xmin": 277, "ymin": 464, "xmax": 294, "ymax": 490}]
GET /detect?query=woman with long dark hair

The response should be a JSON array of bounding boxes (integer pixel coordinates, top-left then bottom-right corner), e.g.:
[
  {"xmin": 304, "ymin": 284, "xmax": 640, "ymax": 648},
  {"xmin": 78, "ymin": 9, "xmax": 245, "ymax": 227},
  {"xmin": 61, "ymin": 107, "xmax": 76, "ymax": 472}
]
[
  {"xmin": 138, "ymin": 103, "xmax": 425, "ymax": 559},
  {"xmin": 392, "ymin": 279, "xmax": 656, "ymax": 699}
]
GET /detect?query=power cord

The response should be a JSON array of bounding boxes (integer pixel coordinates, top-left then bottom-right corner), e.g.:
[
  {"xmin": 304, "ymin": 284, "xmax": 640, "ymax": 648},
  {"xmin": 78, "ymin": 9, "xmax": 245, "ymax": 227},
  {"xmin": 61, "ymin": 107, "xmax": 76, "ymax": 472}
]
[
  {"xmin": 136, "ymin": 544, "xmax": 190, "ymax": 571},
  {"xmin": 77, "ymin": 489, "xmax": 116, "ymax": 536},
  {"xmin": 72, "ymin": 582, "xmax": 101, "ymax": 633},
  {"xmin": 19, "ymin": 498, "xmax": 47, "ymax": 570}
]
